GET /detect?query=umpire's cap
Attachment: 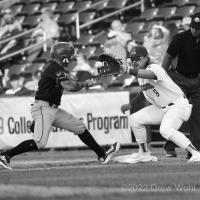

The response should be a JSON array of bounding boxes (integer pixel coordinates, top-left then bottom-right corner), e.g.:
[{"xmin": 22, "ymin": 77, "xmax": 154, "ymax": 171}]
[
  {"xmin": 190, "ymin": 12, "xmax": 200, "ymax": 30},
  {"xmin": 50, "ymin": 42, "xmax": 75, "ymax": 60},
  {"xmin": 128, "ymin": 45, "xmax": 148, "ymax": 61}
]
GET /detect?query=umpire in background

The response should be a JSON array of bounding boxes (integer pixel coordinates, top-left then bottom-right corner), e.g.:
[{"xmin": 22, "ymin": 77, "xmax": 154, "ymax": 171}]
[{"xmin": 162, "ymin": 12, "xmax": 200, "ymax": 158}]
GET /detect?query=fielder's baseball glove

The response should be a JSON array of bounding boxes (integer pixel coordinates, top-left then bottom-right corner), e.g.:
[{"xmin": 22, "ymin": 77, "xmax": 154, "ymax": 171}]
[{"xmin": 96, "ymin": 54, "xmax": 122, "ymax": 76}]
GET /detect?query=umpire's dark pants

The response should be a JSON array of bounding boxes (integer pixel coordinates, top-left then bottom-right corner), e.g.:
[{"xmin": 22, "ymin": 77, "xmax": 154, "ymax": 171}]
[{"xmin": 167, "ymin": 69, "xmax": 200, "ymax": 150}]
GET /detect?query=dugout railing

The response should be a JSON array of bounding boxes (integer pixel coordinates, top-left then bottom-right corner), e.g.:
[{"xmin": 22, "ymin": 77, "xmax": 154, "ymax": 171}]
[{"xmin": 0, "ymin": 0, "xmax": 144, "ymax": 62}]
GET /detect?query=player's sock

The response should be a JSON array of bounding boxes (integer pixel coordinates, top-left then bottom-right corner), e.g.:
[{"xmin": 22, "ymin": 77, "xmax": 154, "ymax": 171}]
[
  {"xmin": 168, "ymin": 130, "xmax": 191, "ymax": 149},
  {"xmin": 3, "ymin": 139, "xmax": 38, "ymax": 159},
  {"xmin": 139, "ymin": 143, "xmax": 149, "ymax": 153},
  {"xmin": 78, "ymin": 129, "xmax": 105, "ymax": 158},
  {"xmin": 186, "ymin": 144, "xmax": 199, "ymax": 156}
]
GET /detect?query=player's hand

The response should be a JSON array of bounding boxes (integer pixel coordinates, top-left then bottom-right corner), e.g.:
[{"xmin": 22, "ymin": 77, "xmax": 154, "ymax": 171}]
[
  {"xmin": 121, "ymin": 104, "xmax": 131, "ymax": 114},
  {"xmin": 120, "ymin": 65, "xmax": 129, "ymax": 74}
]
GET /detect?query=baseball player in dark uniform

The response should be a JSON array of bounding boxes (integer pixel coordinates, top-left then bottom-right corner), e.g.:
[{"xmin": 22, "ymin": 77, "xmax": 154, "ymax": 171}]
[{"xmin": 0, "ymin": 42, "xmax": 120, "ymax": 170}]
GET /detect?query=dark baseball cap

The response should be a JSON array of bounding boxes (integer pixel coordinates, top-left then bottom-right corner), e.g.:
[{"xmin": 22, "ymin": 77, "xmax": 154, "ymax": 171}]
[
  {"xmin": 190, "ymin": 12, "xmax": 200, "ymax": 30},
  {"xmin": 128, "ymin": 45, "xmax": 148, "ymax": 61}
]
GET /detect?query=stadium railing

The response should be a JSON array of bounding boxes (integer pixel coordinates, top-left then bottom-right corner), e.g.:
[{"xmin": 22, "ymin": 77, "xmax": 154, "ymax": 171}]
[
  {"xmin": 75, "ymin": 0, "xmax": 144, "ymax": 39},
  {"xmin": 0, "ymin": 27, "xmax": 48, "ymax": 62},
  {"xmin": 0, "ymin": 0, "xmax": 144, "ymax": 62}
]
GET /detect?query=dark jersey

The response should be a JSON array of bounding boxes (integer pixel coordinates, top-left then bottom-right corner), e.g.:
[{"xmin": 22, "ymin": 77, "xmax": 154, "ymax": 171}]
[
  {"xmin": 167, "ymin": 29, "xmax": 200, "ymax": 74},
  {"xmin": 35, "ymin": 60, "xmax": 66, "ymax": 105}
]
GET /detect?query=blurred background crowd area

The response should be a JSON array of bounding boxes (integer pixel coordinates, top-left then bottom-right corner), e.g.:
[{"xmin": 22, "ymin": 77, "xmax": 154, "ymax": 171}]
[{"xmin": 0, "ymin": 0, "xmax": 199, "ymax": 96}]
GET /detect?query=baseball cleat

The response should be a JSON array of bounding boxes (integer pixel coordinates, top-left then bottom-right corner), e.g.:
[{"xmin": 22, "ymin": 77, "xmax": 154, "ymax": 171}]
[
  {"xmin": 164, "ymin": 149, "xmax": 177, "ymax": 157},
  {"xmin": 186, "ymin": 152, "xmax": 192, "ymax": 160},
  {"xmin": 188, "ymin": 153, "xmax": 200, "ymax": 162},
  {"xmin": 99, "ymin": 142, "xmax": 120, "ymax": 164},
  {"xmin": 0, "ymin": 155, "xmax": 12, "ymax": 170},
  {"xmin": 163, "ymin": 142, "xmax": 177, "ymax": 157}
]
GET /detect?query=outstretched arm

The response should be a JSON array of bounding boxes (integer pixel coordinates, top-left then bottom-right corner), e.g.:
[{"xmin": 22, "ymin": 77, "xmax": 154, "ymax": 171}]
[
  {"xmin": 60, "ymin": 79, "xmax": 94, "ymax": 92},
  {"xmin": 128, "ymin": 68, "xmax": 157, "ymax": 80}
]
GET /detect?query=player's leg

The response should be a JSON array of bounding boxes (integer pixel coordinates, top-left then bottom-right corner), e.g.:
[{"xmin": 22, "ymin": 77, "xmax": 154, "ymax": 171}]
[
  {"xmin": 53, "ymin": 108, "xmax": 120, "ymax": 163},
  {"xmin": 126, "ymin": 105, "xmax": 164, "ymax": 163},
  {"xmin": 0, "ymin": 104, "xmax": 55, "ymax": 169},
  {"xmin": 160, "ymin": 103, "xmax": 200, "ymax": 162}
]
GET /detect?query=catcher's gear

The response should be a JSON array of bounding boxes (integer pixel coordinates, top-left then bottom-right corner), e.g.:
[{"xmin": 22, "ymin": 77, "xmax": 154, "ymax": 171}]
[
  {"xmin": 96, "ymin": 54, "xmax": 122, "ymax": 76},
  {"xmin": 50, "ymin": 42, "xmax": 75, "ymax": 66}
]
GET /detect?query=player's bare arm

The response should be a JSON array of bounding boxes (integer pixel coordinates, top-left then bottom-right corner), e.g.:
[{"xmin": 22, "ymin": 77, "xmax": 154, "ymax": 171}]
[
  {"xmin": 121, "ymin": 91, "xmax": 145, "ymax": 114},
  {"xmin": 128, "ymin": 68, "xmax": 157, "ymax": 80},
  {"xmin": 60, "ymin": 79, "xmax": 94, "ymax": 92},
  {"xmin": 161, "ymin": 53, "xmax": 173, "ymax": 71}
]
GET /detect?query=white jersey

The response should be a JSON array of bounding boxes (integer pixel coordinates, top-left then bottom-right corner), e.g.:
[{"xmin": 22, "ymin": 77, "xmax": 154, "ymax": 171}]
[{"xmin": 138, "ymin": 63, "xmax": 184, "ymax": 108}]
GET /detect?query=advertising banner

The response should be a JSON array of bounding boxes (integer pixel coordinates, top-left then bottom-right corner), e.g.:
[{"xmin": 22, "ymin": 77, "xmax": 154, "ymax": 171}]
[{"xmin": 0, "ymin": 91, "xmax": 132, "ymax": 149}]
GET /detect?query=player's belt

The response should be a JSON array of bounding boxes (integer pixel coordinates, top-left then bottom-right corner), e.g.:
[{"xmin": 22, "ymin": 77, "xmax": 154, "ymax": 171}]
[
  {"xmin": 35, "ymin": 100, "xmax": 59, "ymax": 108},
  {"xmin": 161, "ymin": 95, "xmax": 186, "ymax": 109}
]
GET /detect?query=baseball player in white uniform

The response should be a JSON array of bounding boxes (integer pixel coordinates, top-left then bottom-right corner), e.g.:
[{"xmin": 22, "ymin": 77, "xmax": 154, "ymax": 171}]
[{"xmin": 115, "ymin": 45, "xmax": 200, "ymax": 163}]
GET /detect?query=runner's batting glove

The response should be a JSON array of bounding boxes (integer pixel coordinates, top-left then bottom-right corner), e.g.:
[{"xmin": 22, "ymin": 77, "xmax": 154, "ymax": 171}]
[{"xmin": 120, "ymin": 65, "xmax": 130, "ymax": 74}]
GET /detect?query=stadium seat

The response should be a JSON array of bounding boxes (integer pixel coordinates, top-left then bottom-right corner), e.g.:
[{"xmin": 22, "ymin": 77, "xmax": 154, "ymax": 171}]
[
  {"xmin": 164, "ymin": 18, "xmax": 182, "ymax": 28},
  {"xmin": 194, "ymin": 6, "xmax": 200, "ymax": 14},
  {"xmin": 34, "ymin": 49, "xmax": 50, "ymax": 62},
  {"xmin": 52, "ymin": 13, "xmax": 60, "ymax": 22},
  {"xmin": 57, "ymin": 13, "xmax": 76, "ymax": 26},
  {"xmin": 126, "ymin": 22, "xmax": 145, "ymax": 34},
  {"xmin": 79, "ymin": 46, "xmax": 97, "ymax": 59},
  {"xmin": 39, "ymin": 2, "xmax": 58, "ymax": 12},
  {"xmin": 92, "ymin": 32, "xmax": 108, "ymax": 46},
  {"xmin": 93, "ymin": 0, "xmax": 109, "ymax": 10},
  {"xmin": 54, "ymin": 2, "xmax": 75, "ymax": 14},
  {"xmin": 72, "ymin": 1, "xmax": 92, "ymax": 12},
  {"xmin": 8, "ymin": 63, "xmax": 27, "ymax": 77},
  {"xmin": 170, "ymin": 5, "xmax": 196, "ymax": 19},
  {"xmin": 132, "ymin": 31, "xmax": 147, "ymax": 45},
  {"xmin": 152, "ymin": 6, "xmax": 177, "ymax": 21},
  {"xmin": 30, "ymin": 0, "xmax": 48, "ymax": 3},
  {"xmin": 18, "ymin": 3, "xmax": 41, "ymax": 16},
  {"xmin": 134, "ymin": 8, "xmax": 159, "ymax": 21},
  {"xmin": 22, "ymin": 15, "xmax": 41, "ymax": 28},
  {"xmin": 16, "ymin": 16, "xmax": 26, "ymax": 24},
  {"xmin": 10, "ymin": 4, "xmax": 24, "ymax": 16},
  {"xmin": 47, "ymin": 0, "xmax": 63, "ymax": 3},
  {"xmin": 17, "ymin": 0, "xmax": 28, "ymax": 5},
  {"xmin": 163, "ymin": 0, "xmax": 190, "ymax": 7},
  {"xmin": 104, "ymin": 0, "xmax": 128, "ymax": 10},
  {"xmin": 185, "ymin": 0, "xmax": 200, "ymax": 6},
  {"xmin": 79, "ymin": 12, "xmax": 96, "ymax": 24},
  {"xmin": 75, "ymin": 34, "xmax": 95, "ymax": 47},
  {"xmin": 24, "ymin": 62, "xmax": 46, "ymax": 73}
]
